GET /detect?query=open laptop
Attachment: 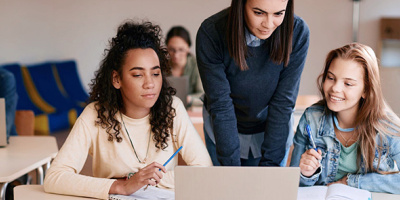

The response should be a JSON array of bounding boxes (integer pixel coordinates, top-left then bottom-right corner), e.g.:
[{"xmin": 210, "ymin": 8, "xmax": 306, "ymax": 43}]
[
  {"xmin": 0, "ymin": 98, "xmax": 8, "ymax": 147},
  {"xmin": 166, "ymin": 76, "xmax": 189, "ymax": 107},
  {"xmin": 175, "ymin": 166, "xmax": 300, "ymax": 200}
]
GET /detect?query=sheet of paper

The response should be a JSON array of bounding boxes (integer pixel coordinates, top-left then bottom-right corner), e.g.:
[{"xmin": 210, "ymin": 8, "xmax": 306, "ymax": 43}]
[
  {"xmin": 298, "ymin": 186, "xmax": 328, "ymax": 200},
  {"xmin": 326, "ymin": 184, "xmax": 371, "ymax": 200},
  {"xmin": 109, "ymin": 186, "xmax": 175, "ymax": 200},
  {"xmin": 298, "ymin": 184, "xmax": 372, "ymax": 200}
]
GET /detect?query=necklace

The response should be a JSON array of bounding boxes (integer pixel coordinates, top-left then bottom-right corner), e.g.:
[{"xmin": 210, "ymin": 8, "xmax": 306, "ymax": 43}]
[
  {"xmin": 333, "ymin": 115, "xmax": 357, "ymax": 147},
  {"xmin": 120, "ymin": 112, "xmax": 151, "ymax": 164},
  {"xmin": 336, "ymin": 128, "xmax": 358, "ymax": 147}
]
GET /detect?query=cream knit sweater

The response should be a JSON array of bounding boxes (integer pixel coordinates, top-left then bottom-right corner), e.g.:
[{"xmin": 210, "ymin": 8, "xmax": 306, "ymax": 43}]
[{"xmin": 44, "ymin": 97, "xmax": 212, "ymax": 199}]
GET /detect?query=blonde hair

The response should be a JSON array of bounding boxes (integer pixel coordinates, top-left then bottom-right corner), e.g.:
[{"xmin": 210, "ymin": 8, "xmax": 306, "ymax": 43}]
[{"xmin": 317, "ymin": 43, "xmax": 400, "ymax": 173}]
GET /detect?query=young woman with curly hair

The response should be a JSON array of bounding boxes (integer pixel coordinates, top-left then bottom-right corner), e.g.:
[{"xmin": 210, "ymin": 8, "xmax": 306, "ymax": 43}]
[{"xmin": 44, "ymin": 20, "xmax": 212, "ymax": 199}]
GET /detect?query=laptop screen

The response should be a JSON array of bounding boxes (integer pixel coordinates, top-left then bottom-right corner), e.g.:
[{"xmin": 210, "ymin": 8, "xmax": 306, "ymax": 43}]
[
  {"xmin": 0, "ymin": 98, "xmax": 8, "ymax": 147},
  {"xmin": 175, "ymin": 166, "xmax": 300, "ymax": 200},
  {"xmin": 166, "ymin": 76, "xmax": 189, "ymax": 108}
]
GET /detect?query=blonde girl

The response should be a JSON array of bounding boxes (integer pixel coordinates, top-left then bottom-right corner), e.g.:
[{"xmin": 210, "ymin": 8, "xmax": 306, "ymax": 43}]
[{"xmin": 290, "ymin": 43, "xmax": 400, "ymax": 194}]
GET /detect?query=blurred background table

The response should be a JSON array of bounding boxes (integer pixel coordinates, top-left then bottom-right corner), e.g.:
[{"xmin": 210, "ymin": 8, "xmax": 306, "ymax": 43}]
[{"xmin": 0, "ymin": 136, "xmax": 58, "ymax": 200}]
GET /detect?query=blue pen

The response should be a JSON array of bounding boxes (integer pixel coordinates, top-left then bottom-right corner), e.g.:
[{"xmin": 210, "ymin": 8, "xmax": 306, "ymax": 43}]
[
  {"xmin": 161, "ymin": 146, "xmax": 183, "ymax": 170},
  {"xmin": 144, "ymin": 146, "xmax": 183, "ymax": 191},
  {"xmin": 306, "ymin": 125, "xmax": 318, "ymax": 151}
]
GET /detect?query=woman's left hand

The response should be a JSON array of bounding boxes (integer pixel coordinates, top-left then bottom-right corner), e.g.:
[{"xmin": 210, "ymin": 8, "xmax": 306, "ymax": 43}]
[{"xmin": 327, "ymin": 175, "xmax": 348, "ymax": 186}]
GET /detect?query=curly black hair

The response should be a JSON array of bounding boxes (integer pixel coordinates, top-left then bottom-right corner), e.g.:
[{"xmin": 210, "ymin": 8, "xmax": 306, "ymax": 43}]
[{"xmin": 89, "ymin": 20, "xmax": 176, "ymax": 150}]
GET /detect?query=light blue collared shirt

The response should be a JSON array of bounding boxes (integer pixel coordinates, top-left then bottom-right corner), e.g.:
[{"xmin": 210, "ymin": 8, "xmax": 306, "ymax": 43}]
[{"xmin": 245, "ymin": 28, "xmax": 266, "ymax": 47}]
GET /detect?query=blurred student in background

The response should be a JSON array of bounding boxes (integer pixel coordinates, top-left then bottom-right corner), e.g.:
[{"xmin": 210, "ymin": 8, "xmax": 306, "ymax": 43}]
[
  {"xmin": 166, "ymin": 26, "xmax": 203, "ymax": 107},
  {"xmin": 0, "ymin": 68, "xmax": 18, "ymax": 140}
]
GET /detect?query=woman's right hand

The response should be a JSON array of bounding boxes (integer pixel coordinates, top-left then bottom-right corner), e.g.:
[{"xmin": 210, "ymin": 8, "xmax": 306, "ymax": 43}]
[
  {"xmin": 109, "ymin": 162, "xmax": 167, "ymax": 195},
  {"xmin": 299, "ymin": 149, "xmax": 322, "ymax": 177}
]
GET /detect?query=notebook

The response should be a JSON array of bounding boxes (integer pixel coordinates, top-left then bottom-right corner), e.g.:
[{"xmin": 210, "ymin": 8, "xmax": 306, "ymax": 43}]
[
  {"xmin": 166, "ymin": 76, "xmax": 189, "ymax": 107},
  {"xmin": 0, "ymin": 98, "xmax": 8, "ymax": 147},
  {"xmin": 298, "ymin": 184, "xmax": 372, "ymax": 200},
  {"xmin": 175, "ymin": 166, "xmax": 300, "ymax": 200},
  {"xmin": 108, "ymin": 185, "xmax": 174, "ymax": 200}
]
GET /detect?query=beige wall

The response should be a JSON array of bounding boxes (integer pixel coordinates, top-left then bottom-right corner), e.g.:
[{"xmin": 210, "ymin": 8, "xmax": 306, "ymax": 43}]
[
  {"xmin": 1, "ymin": 0, "xmax": 400, "ymax": 113},
  {"xmin": 0, "ymin": 0, "xmax": 230, "ymax": 91},
  {"xmin": 295, "ymin": 0, "xmax": 353, "ymax": 95},
  {"xmin": 295, "ymin": 0, "xmax": 400, "ymax": 115}
]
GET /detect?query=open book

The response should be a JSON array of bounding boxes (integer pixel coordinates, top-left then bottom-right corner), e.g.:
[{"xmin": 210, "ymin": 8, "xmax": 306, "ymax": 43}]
[
  {"xmin": 298, "ymin": 184, "xmax": 372, "ymax": 200},
  {"xmin": 109, "ymin": 186, "xmax": 174, "ymax": 200}
]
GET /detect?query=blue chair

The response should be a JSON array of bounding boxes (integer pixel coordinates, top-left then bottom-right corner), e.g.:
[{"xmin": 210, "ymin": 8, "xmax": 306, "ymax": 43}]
[
  {"xmin": 53, "ymin": 60, "xmax": 89, "ymax": 108},
  {"xmin": 1, "ymin": 63, "xmax": 45, "ymax": 115},
  {"xmin": 25, "ymin": 62, "xmax": 76, "ymax": 113},
  {"xmin": 2, "ymin": 62, "xmax": 85, "ymax": 134}
]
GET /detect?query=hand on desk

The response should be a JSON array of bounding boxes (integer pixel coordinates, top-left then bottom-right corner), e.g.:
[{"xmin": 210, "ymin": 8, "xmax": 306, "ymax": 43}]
[
  {"xmin": 299, "ymin": 149, "xmax": 322, "ymax": 177},
  {"xmin": 109, "ymin": 162, "xmax": 166, "ymax": 195}
]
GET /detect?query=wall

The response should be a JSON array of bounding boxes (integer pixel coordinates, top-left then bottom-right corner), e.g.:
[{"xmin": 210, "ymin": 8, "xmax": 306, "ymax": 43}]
[
  {"xmin": 295, "ymin": 0, "xmax": 353, "ymax": 95},
  {"xmin": 0, "ymin": 0, "xmax": 230, "ymax": 91},
  {"xmin": 1, "ymin": 0, "xmax": 400, "ymax": 114},
  {"xmin": 359, "ymin": 0, "xmax": 400, "ymax": 115},
  {"xmin": 295, "ymin": 0, "xmax": 400, "ymax": 114}
]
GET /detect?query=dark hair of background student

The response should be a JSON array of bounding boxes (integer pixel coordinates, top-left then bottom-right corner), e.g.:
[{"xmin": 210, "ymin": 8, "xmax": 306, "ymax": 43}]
[
  {"xmin": 166, "ymin": 26, "xmax": 192, "ymax": 47},
  {"xmin": 89, "ymin": 21, "xmax": 176, "ymax": 150},
  {"xmin": 227, "ymin": 0, "xmax": 294, "ymax": 70}
]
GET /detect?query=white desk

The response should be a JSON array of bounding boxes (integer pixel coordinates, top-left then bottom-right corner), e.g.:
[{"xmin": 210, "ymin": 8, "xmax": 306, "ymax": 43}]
[
  {"xmin": 14, "ymin": 185, "xmax": 400, "ymax": 200},
  {"xmin": 14, "ymin": 185, "xmax": 97, "ymax": 200},
  {"xmin": 0, "ymin": 136, "xmax": 58, "ymax": 200}
]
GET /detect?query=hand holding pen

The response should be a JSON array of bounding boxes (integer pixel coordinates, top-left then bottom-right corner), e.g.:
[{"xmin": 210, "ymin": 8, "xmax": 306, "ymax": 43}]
[
  {"xmin": 144, "ymin": 146, "xmax": 183, "ymax": 190},
  {"xmin": 110, "ymin": 162, "xmax": 166, "ymax": 196},
  {"xmin": 299, "ymin": 125, "xmax": 322, "ymax": 177}
]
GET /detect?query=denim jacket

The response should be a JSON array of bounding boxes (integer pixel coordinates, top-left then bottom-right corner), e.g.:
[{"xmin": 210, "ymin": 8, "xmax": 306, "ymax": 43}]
[{"xmin": 290, "ymin": 105, "xmax": 400, "ymax": 194}]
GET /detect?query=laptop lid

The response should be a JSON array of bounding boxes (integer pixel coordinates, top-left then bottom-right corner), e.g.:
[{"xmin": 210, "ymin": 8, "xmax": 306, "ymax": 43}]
[
  {"xmin": 0, "ymin": 98, "xmax": 7, "ymax": 147},
  {"xmin": 166, "ymin": 76, "xmax": 189, "ymax": 107},
  {"xmin": 175, "ymin": 166, "xmax": 300, "ymax": 200}
]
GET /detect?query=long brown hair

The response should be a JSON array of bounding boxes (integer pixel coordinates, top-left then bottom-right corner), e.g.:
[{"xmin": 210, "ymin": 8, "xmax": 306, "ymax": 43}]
[
  {"xmin": 226, "ymin": 0, "xmax": 294, "ymax": 71},
  {"xmin": 89, "ymin": 20, "xmax": 176, "ymax": 150},
  {"xmin": 317, "ymin": 43, "xmax": 400, "ymax": 173}
]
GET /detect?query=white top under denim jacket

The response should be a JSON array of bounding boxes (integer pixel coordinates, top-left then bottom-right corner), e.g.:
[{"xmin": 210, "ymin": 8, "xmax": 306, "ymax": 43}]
[{"xmin": 290, "ymin": 105, "xmax": 400, "ymax": 194}]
